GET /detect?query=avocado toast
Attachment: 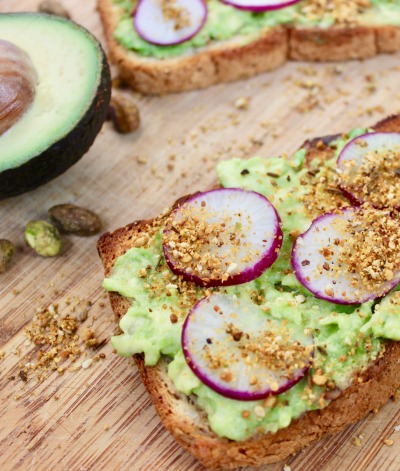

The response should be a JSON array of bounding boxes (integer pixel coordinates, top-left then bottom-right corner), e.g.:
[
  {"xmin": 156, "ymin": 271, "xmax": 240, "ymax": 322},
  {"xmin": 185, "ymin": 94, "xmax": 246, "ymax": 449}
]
[
  {"xmin": 97, "ymin": 114, "xmax": 400, "ymax": 469},
  {"xmin": 98, "ymin": 0, "xmax": 400, "ymax": 94}
]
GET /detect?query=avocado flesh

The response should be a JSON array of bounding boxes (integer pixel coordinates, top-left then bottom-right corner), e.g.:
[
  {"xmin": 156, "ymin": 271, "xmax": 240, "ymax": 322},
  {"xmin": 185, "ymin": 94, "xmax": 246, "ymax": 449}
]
[{"xmin": 0, "ymin": 14, "xmax": 111, "ymax": 198}]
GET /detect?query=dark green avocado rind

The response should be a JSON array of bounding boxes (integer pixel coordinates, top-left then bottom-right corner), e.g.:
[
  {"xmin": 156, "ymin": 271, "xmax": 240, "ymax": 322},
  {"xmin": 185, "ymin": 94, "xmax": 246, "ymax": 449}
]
[{"xmin": 0, "ymin": 14, "xmax": 112, "ymax": 199}]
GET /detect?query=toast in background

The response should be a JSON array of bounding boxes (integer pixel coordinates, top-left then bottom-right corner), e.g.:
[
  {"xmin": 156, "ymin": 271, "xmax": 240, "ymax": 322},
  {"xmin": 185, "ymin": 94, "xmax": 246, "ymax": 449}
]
[{"xmin": 97, "ymin": 0, "xmax": 400, "ymax": 94}]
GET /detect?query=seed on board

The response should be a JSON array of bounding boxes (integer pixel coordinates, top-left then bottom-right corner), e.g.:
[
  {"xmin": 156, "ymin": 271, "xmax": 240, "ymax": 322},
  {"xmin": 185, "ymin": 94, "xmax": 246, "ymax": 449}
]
[
  {"xmin": 0, "ymin": 239, "xmax": 14, "ymax": 273},
  {"xmin": 108, "ymin": 90, "xmax": 140, "ymax": 134},
  {"xmin": 234, "ymin": 97, "xmax": 250, "ymax": 110},
  {"xmin": 24, "ymin": 221, "xmax": 62, "ymax": 257},
  {"xmin": 38, "ymin": 0, "xmax": 70, "ymax": 18},
  {"xmin": 49, "ymin": 204, "xmax": 102, "ymax": 236}
]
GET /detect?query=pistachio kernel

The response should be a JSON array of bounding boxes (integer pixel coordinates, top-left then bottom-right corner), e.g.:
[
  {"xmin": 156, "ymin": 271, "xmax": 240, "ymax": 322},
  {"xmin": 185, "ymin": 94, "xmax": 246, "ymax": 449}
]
[
  {"xmin": 0, "ymin": 239, "xmax": 14, "ymax": 273},
  {"xmin": 48, "ymin": 204, "xmax": 102, "ymax": 236},
  {"xmin": 24, "ymin": 220, "xmax": 62, "ymax": 257}
]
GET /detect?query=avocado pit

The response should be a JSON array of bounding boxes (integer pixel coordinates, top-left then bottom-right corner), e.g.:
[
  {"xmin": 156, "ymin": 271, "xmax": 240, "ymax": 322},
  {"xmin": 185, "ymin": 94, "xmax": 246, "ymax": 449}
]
[{"xmin": 0, "ymin": 39, "xmax": 37, "ymax": 136}]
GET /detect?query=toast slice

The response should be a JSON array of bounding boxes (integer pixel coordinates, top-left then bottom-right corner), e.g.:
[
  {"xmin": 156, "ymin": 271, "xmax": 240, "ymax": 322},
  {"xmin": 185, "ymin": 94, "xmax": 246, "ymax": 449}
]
[
  {"xmin": 97, "ymin": 0, "xmax": 287, "ymax": 95},
  {"xmin": 97, "ymin": 0, "xmax": 400, "ymax": 94},
  {"xmin": 97, "ymin": 115, "xmax": 400, "ymax": 469}
]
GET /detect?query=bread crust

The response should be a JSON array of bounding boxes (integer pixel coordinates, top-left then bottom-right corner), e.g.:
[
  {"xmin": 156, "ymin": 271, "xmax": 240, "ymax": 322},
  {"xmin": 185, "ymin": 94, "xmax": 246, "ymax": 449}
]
[
  {"xmin": 97, "ymin": 0, "xmax": 400, "ymax": 94},
  {"xmin": 97, "ymin": 0, "xmax": 287, "ymax": 94},
  {"xmin": 97, "ymin": 115, "xmax": 400, "ymax": 469}
]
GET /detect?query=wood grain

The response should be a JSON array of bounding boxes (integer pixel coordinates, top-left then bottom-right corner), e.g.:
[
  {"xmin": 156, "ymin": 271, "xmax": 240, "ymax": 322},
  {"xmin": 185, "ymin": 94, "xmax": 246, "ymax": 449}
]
[{"xmin": 1, "ymin": 1, "xmax": 400, "ymax": 470}]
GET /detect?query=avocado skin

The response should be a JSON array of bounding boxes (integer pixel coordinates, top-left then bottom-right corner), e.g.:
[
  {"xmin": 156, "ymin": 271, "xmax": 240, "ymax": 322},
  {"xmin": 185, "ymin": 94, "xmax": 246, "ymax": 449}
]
[{"xmin": 0, "ymin": 37, "xmax": 111, "ymax": 199}]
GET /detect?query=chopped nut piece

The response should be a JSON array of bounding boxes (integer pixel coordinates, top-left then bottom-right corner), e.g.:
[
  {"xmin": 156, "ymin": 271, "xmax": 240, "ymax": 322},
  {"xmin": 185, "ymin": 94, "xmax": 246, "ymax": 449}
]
[
  {"xmin": 312, "ymin": 373, "xmax": 328, "ymax": 386},
  {"xmin": 82, "ymin": 359, "xmax": 93, "ymax": 369},
  {"xmin": 234, "ymin": 97, "xmax": 250, "ymax": 110}
]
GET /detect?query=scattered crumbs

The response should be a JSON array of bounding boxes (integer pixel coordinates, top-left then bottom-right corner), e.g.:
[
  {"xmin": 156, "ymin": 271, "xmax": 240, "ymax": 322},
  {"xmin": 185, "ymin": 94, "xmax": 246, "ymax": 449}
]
[
  {"xmin": 13, "ymin": 296, "xmax": 105, "ymax": 382},
  {"xmin": 283, "ymin": 465, "xmax": 291, "ymax": 471},
  {"xmin": 12, "ymin": 289, "xmax": 20, "ymax": 296},
  {"xmin": 352, "ymin": 436, "xmax": 362, "ymax": 447},
  {"xmin": 81, "ymin": 359, "xmax": 93, "ymax": 369},
  {"xmin": 0, "ymin": 350, "xmax": 5, "ymax": 360},
  {"xmin": 383, "ymin": 439, "xmax": 394, "ymax": 446},
  {"xmin": 136, "ymin": 156, "xmax": 148, "ymax": 165},
  {"xmin": 104, "ymin": 423, "xmax": 110, "ymax": 431},
  {"xmin": 394, "ymin": 424, "xmax": 400, "ymax": 432},
  {"xmin": 234, "ymin": 97, "xmax": 250, "ymax": 110}
]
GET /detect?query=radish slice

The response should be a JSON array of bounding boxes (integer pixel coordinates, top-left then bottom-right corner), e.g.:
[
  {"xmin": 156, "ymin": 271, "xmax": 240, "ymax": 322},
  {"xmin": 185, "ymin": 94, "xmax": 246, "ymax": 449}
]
[
  {"xmin": 337, "ymin": 132, "xmax": 400, "ymax": 210},
  {"xmin": 162, "ymin": 188, "xmax": 283, "ymax": 287},
  {"xmin": 182, "ymin": 293, "xmax": 314, "ymax": 401},
  {"xmin": 291, "ymin": 206, "xmax": 400, "ymax": 305},
  {"xmin": 221, "ymin": 0, "xmax": 300, "ymax": 12},
  {"xmin": 134, "ymin": 0, "xmax": 208, "ymax": 46}
]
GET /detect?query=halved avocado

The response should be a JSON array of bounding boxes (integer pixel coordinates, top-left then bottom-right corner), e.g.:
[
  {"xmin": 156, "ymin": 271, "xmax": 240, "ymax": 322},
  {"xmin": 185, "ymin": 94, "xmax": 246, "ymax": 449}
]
[{"xmin": 0, "ymin": 13, "xmax": 111, "ymax": 199}]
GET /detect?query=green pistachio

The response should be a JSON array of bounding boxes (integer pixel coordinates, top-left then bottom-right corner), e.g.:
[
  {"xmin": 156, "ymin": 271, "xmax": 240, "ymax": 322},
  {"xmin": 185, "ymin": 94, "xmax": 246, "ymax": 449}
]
[
  {"xmin": 0, "ymin": 239, "xmax": 14, "ymax": 273},
  {"xmin": 48, "ymin": 204, "xmax": 102, "ymax": 236},
  {"xmin": 25, "ymin": 220, "xmax": 62, "ymax": 257}
]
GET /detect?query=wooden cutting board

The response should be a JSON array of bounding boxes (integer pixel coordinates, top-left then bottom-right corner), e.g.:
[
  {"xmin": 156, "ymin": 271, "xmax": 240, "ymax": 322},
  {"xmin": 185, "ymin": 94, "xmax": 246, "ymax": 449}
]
[{"xmin": 1, "ymin": 1, "xmax": 400, "ymax": 470}]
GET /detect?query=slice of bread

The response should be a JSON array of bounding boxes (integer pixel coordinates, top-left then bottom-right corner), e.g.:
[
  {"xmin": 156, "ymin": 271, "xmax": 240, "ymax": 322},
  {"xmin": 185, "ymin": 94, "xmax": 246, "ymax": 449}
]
[
  {"xmin": 97, "ymin": 115, "xmax": 400, "ymax": 469},
  {"xmin": 97, "ymin": 0, "xmax": 400, "ymax": 94}
]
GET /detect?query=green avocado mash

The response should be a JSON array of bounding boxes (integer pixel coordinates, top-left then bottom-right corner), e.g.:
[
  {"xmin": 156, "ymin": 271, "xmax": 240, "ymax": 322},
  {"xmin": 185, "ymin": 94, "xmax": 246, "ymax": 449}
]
[
  {"xmin": 103, "ymin": 129, "xmax": 400, "ymax": 441},
  {"xmin": 113, "ymin": 0, "xmax": 400, "ymax": 59}
]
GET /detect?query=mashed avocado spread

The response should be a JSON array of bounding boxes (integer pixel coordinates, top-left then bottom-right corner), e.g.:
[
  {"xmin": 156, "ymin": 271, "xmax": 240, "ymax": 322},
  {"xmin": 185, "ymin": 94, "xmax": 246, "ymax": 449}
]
[
  {"xmin": 113, "ymin": 0, "xmax": 400, "ymax": 59},
  {"xmin": 103, "ymin": 129, "xmax": 400, "ymax": 441}
]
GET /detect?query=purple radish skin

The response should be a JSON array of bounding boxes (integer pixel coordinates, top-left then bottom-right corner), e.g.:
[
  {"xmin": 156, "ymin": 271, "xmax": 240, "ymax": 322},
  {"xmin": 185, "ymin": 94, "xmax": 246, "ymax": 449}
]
[
  {"xmin": 291, "ymin": 206, "xmax": 400, "ymax": 305},
  {"xmin": 134, "ymin": 0, "xmax": 208, "ymax": 46},
  {"xmin": 162, "ymin": 188, "xmax": 283, "ymax": 287},
  {"xmin": 182, "ymin": 293, "xmax": 314, "ymax": 401},
  {"xmin": 222, "ymin": 0, "xmax": 300, "ymax": 12}
]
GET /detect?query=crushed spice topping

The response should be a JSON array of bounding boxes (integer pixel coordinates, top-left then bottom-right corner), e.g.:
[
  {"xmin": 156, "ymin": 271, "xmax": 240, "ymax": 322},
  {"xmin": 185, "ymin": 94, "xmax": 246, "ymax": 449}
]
[
  {"xmin": 162, "ymin": 200, "xmax": 269, "ymax": 283},
  {"xmin": 302, "ymin": 161, "xmax": 350, "ymax": 216},
  {"xmin": 298, "ymin": 0, "xmax": 372, "ymax": 25},
  {"xmin": 160, "ymin": 0, "xmax": 190, "ymax": 30},
  {"xmin": 16, "ymin": 298, "xmax": 105, "ymax": 383},
  {"xmin": 200, "ymin": 320, "xmax": 313, "ymax": 390},
  {"xmin": 338, "ymin": 142, "xmax": 400, "ymax": 209},
  {"xmin": 323, "ymin": 205, "xmax": 400, "ymax": 297}
]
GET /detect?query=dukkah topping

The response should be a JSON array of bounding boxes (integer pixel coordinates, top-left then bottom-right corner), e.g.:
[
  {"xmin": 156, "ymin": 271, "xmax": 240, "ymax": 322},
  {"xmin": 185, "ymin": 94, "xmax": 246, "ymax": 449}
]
[
  {"xmin": 298, "ymin": 0, "xmax": 372, "ymax": 25},
  {"xmin": 292, "ymin": 205, "xmax": 400, "ymax": 304},
  {"xmin": 182, "ymin": 293, "xmax": 314, "ymax": 401},
  {"xmin": 161, "ymin": 0, "xmax": 191, "ymax": 30},
  {"xmin": 337, "ymin": 133, "xmax": 400, "ymax": 209},
  {"xmin": 162, "ymin": 189, "xmax": 282, "ymax": 287},
  {"xmin": 336, "ymin": 206, "xmax": 400, "ymax": 291}
]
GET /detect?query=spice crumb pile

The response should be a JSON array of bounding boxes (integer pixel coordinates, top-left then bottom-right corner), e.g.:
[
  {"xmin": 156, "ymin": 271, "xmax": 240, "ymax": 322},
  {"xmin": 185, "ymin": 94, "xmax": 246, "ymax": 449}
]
[{"xmin": 11, "ymin": 297, "xmax": 107, "ymax": 385}]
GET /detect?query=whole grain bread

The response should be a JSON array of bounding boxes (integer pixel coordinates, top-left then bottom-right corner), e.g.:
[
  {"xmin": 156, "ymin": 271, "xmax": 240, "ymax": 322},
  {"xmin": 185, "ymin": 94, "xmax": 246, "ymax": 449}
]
[
  {"xmin": 97, "ymin": 0, "xmax": 400, "ymax": 94},
  {"xmin": 97, "ymin": 115, "xmax": 400, "ymax": 469}
]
